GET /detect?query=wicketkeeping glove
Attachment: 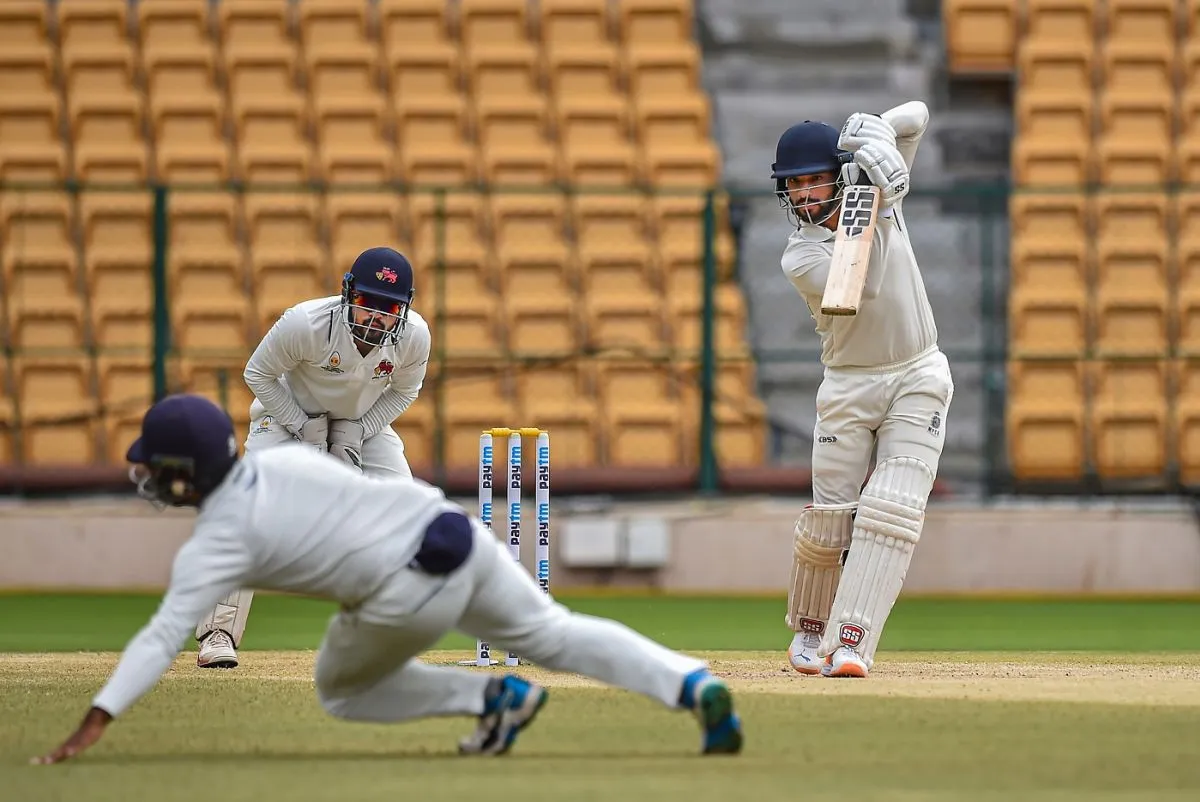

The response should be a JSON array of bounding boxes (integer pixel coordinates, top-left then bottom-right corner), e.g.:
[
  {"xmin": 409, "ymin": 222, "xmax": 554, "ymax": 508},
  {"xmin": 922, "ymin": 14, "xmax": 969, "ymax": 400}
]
[
  {"xmin": 289, "ymin": 413, "xmax": 329, "ymax": 454},
  {"xmin": 853, "ymin": 141, "xmax": 910, "ymax": 208},
  {"xmin": 328, "ymin": 419, "xmax": 365, "ymax": 473},
  {"xmin": 838, "ymin": 112, "xmax": 897, "ymax": 153}
]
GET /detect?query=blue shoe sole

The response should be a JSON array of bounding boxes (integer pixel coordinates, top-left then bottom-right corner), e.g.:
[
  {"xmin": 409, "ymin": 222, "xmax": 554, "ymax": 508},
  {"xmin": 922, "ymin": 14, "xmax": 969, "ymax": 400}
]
[
  {"xmin": 699, "ymin": 683, "xmax": 743, "ymax": 755},
  {"xmin": 495, "ymin": 686, "xmax": 549, "ymax": 755}
]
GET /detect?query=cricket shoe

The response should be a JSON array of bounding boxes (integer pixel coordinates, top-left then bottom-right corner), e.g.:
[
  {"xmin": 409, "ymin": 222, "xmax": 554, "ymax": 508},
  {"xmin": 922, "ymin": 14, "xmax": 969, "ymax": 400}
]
[
  {"xmin": 786, "ymin": 630, "xmax": 824, "ymax": 675},
  {"xmin": 459, "ymin": 675, "xmax": 548, "ymax": 756},
  {"xmin": 680, "ymin": 669, "xmax": 743, "ymax": 755},
  {"xmin": 197, "ymin": 630, "xmax": 238, "ymax": 669},
  {"xmin": 821, "ymin": 646, "xmax": 868, "ymax": 678}
]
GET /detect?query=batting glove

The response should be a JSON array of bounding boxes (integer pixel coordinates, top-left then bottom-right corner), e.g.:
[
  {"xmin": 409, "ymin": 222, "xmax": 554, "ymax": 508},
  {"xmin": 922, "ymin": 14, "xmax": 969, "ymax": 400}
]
[
  {"xmin": 853, "ymin": 141, "xmax": 910, "ymax": 208},
  {"xmin": 289, "ymin": 413, "xmax": 329, "ymax": 454},
  {"xmin": 328, "ymin": 419, "xmax": 365, "ymax": 473},
  {"xmin": 838, "ymin": 113, "xmax": 897, "ymax": 153}
]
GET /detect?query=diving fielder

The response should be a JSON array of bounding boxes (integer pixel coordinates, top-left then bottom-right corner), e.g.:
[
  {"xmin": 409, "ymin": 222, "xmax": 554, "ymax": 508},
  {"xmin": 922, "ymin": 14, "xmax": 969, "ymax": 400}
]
[
  {"xmin": 33, "ymin": 395, "xmax": 743, "ymax": 764},
  {"xmin": 194, "ymin": 246, "xmax": 431, "ymax": 669},
  {"xmin": 773, "ymin": 102, "xmax": 954, "ymax": 678}
]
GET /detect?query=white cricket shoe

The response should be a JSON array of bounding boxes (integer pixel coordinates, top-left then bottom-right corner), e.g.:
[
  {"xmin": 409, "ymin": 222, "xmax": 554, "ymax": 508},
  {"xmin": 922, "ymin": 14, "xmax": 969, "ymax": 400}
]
[
  {"xmin": 787, "ymin": 631, "xmax": 824, "ymax": 675},
  {"xmin": 197, "ymin": 630, "xmax": 238, "ymax": 669},
  {"xmin": 822, "ymin": 646, "xmax": 868, "ymax": 678}
]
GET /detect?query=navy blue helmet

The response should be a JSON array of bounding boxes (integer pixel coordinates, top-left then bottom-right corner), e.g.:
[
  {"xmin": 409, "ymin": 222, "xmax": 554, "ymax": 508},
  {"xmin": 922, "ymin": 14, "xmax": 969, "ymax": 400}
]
[
  {"xmin": 340, "ymin": 247, "xmax": 415, "ymax": 347},
  {"xmin": 770, "ymin": 121, "xmax": 850, "ymax": 227},
  {"xmin": 126, "ymin": 394, "xmax": 239, "ymax": 507}
]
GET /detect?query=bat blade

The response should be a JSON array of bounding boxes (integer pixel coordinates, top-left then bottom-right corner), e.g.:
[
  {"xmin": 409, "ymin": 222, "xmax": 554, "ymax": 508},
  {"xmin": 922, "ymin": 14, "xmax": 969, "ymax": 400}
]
[{"xmin": 821, "ymin": 182, "xmax": 880, "ymax": 316}]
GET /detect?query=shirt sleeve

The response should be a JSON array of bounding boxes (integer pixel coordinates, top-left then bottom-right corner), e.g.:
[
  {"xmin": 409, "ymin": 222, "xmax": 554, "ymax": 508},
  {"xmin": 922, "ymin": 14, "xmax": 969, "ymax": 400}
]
[
  {"xmin": 91, "ymin": 516, "xmax": 255, "ymax": 718},
  {"xmin": 881, "ymin": 101, "xmax": 929, "ymax": 172},
  {"xmin": 243, "ymin": 306, "xmax": 313, "ymax": 431},
  {"xmin": 359, "ymin": 322, "xmax": 431, "ymax": 437}
]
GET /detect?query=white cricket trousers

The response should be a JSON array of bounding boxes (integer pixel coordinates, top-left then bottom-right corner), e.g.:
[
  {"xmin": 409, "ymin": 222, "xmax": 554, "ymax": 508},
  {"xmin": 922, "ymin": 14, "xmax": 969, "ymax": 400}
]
[
  {"xmin": 314, "ymin": 519, "xmax": 706, "ymax": 722},
  {"xmin": 195, "ymin": 419, "xmax": 414, "ymax": 644},
  {"xmin": 812, "ymin": 347, "xmax": 954, "ymax": 505}
]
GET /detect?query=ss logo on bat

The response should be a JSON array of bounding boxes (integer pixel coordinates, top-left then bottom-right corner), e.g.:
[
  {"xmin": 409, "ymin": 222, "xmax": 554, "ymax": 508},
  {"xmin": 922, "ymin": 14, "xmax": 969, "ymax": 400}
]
[{"xmin": 839, "ymin": 188, "xmax": 875, "ymax": 238}]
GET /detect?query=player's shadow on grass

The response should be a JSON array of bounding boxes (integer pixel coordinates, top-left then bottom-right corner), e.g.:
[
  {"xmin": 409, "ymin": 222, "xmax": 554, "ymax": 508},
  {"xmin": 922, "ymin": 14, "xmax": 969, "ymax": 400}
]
[{"xmin": 74, "ymin": 749, "xmax": 703, "ymax": 764}]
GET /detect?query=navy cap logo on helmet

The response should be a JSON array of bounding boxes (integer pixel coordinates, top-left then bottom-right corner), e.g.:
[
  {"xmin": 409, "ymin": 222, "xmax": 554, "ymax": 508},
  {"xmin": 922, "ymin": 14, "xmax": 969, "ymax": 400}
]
[{"xmin": 376, "ymin": 266, "xmax": 399, "ymax": 284}]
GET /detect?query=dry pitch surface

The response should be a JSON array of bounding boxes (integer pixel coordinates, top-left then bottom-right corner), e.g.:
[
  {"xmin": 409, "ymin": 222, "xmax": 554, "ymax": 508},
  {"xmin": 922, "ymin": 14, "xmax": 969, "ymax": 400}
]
[{"xmin": 5, "ymin": 650, "xmax": 1200, "ymax": 802}]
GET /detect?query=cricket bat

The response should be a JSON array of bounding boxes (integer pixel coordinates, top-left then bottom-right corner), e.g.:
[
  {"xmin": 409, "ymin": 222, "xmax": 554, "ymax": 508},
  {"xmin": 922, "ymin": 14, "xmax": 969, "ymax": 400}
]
[{"xmin": 820, "ymin": 157, "xmax": 881, "ymax": 317}]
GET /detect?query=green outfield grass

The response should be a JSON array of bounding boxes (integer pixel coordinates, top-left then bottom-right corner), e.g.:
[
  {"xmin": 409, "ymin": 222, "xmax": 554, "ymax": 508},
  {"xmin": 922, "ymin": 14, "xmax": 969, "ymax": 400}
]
[
  {"xmin": 6, "ymin": 594, "xmax": 1200, "ymax": 801},
  {"xmin": 3, "ymin": 593, "xmax": 1200, "ymax": 652}
]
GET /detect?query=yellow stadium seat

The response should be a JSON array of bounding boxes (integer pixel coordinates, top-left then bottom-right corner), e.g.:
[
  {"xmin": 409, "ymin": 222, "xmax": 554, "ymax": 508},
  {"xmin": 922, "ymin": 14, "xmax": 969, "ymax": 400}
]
[
  {"xmin": 475, "ymin": 96, "xmax": 559, "ymax": 185},
  {"xmin": 3, "ymin": 192, "xmax": 84, "ymax": 352},
  {"xmin": 244, "ymin": 194, "xmax": 328, "ymax": 327},
  {"xmin": 460, "ymin": 0, "xmax": 532, "ymax": 52},
  {"xmin": 943, "ymin": 0, "xmax": 1018, "ymax": 73},
  {"xmin": 546, "ymin": 46, "xmax": 622, "ymax": 100},
  {"xmin": 571, "ymin": 192, "xmax": 652, "ymax": 263},
  {"xmin": 234, "ymin": 102, "xmax": 312, "ymax": 184},
  {"xmin": 1105, "ymin": 0, "xmax": 1178, "ymax": 44},
  {"xmin": 14, "ymin": 356, "xmax": 98, "ymax": 465},
  {"xmin": 556, "ymin": 96, "xmax": 638, "ymax": 186},
  {"xmin": 297, "ymin": 0, "xmax": 371, "ymax": 55},
  {"xmin": 409, "ymin": 192, "xmax": 489, "ymax": 267},
  {"xmin": 635, "ymin": 95, "xmax": 720, "ymax": 187},
  {"xmin": 1026, "ymin": 0, "xmax": 1096, "ymax": 43},
  {"xmin": 467, "ymin": 48, "xmax": 541, "ymax": 97},
  {"xmin": 651, "ymin": 194, "xmax": 707, "ymax": 266},
  {"xmin": 57, "ymin": 0, "xmax": 130, "ymax": 56},
  {"xmin": 78, "ymin": 194, "xmax": 154, "ymax": 352},
  {"xmin": 1191, "ymin": 0, "xmax": 1200, "ymax": 38},
  {"xmin": 674, "ymin": 359, "xmax": 768, "ymax": 467},
  {"xmin": 490, "ymin": 192, "xmax": 570, "ymax": 263},
  {"xmin": 1006, "ymin": 360, "xmax": 1087, "ymax": 480},
  {"xmin": 1176, "ymin": 193, "xmax": 1200, "ymax": 355},
  {"xmin": 97, "ymin": 356, "xmax": 154, "ymax": 462},
  {"xmin": 316, "ymin": 105, "xmax": 395, "ymax": 185},
  {"xmin": 669, "ymin": 285, "xmax": 747, "ymax": 358},
  {"xmin": 500, "ymin": 250, "xmax": 576, "ymax": 303},
  {"xmin": 226, "ymin": 50, "xmax": 301, "ymax": 109},
  {"xmin": 306, "ymin": 50, "xmax": 384, "ymax": 108},
  {"xmin": 139, "ymin": 0, "xmax": 211, "ymax": 56},
  {"xmin": 1012, "ymin": 140, "xmax": 1092, "ymax": 186},
  {"xmin": 219, "ymin": 0, "xmax": 292, "ymax": 59},
  {"xmin": 388, "ymin": 46, "xmax": 461, "ymax": 100},
  {"xmin": 150, "ymin": 96, "xmax": 229, "ymax": 184},
  {"xmin": 169, "ymin": 192, "xmax": 243, "ymax": 280},
  {"xmin": 1090, "ymin": 360, "xmax": 1168, "ymax": 480},
  {"xmin": 379, "ymin": 0, "xmax": 454, "ymax": 54},
  {"xmin": 68, "ymin": 96, "xmax": 148, "ymax": 184},
  {"xmin": 1103, "ymin": 42, "xmax": 1175, "ymax": 103},
  {"xmin": 541, "ymin": 0, "xmax": 612, "ymax": 49},
  {"xmin": 1008, "ymin": 193, "xmax": 1089, "ymax": 356},
  {"xmin": 0, "ymin": 48, "xmax": 55, "ymax": 98},
  {"xmin": 177, "ymin": 358, "xmax": 255, "ymax": 430},
  {"xmin": 515, "ymin": 364, "xmax": 600, "ymax": 466},
  {"xmin": 1016, "ymin": 91, "xmax": 1093, "ymax": 148},
  {"xmin": 1018, "ymin": 39, "xmax": 1094, "ymax": 95},
  {"xmin": 0, "ymin": 96, "xmax": 68, "ymax": 182},
  {"xmin": 393, "ymin": 97, "xmax": 478, "ymax": 185},
  {"xmin": 624, "ymin": 44, "xmax": 701, "ymax": 98},
  {"xmin": 596, "ymin": 359, "xmax": 684, "ymax": 465},
  {"xmin": 441, "ymin": 366, "xmax": 518, "ymax": 468},
  {"xmin": 1094, "ymin": 193, "xmax": 1169, "ymax": 355},
  {"xmin": 507, "ymin": 298, "xmax": 581, "ymax": 353},
  {"xmin": 617, "ymin": 0, "xmax": 693, "ymax": 48},
  {"xmin": 0, "ymin": 2, "xmax": 51, "ymax": 56},
  {"xmin": 584, "ymin": 298, "xmax": 668, "ymax": 351},
  {"xmin": 580, "ymin": 251, "xmax": 659, "ymax": 304},
  {"xmin": 1174, "ymin": 359, "xmax": 1200, "ymax": 484},
  {"xmin": 325, "ymin": 193, "xmax": 407, "ymax": 271}
]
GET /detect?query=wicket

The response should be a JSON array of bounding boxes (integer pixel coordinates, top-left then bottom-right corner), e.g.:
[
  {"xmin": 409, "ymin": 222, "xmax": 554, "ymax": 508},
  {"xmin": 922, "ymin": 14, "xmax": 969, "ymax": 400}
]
[{"xmin": 458, "ymin": 427, "xmax": 550, "ymax": 667}]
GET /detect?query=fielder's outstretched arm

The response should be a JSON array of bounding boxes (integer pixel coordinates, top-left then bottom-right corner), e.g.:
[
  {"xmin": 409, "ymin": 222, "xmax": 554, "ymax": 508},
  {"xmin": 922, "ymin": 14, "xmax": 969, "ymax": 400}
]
[{"xmin": 243, "ymin": 306, "xmax": 314, "ymax": 432}]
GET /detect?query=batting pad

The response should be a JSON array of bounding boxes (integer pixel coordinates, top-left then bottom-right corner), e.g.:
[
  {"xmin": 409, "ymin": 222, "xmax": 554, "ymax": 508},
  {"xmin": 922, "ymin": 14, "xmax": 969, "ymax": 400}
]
[
  {"xmin": 195, "ymin": 589, "xmax": 255, "ymax": 647},
  {"xmin": 818, "ymin": 456, "xmax": 933, "ymax": 666},
  {"xmin": 785, "ymin": 503, "xmax": 856, "ymax": 636}
]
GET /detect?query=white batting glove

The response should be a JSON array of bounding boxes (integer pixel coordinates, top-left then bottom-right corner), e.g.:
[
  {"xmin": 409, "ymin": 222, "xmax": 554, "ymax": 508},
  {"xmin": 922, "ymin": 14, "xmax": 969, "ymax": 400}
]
[
  {"xmin": 838, "ymin": 113, "xmax": 897, "ymax": 153},
  {"xmin": 328, "ymin": 419, "xmax": 365, "ymax": 473},
  {"xmin": 853, "ymin": 141, "xmax": 910, "ymax": 208},
  {"xmin": 288, "ymin": 414, "xmax": 329, "ymax": 454}
]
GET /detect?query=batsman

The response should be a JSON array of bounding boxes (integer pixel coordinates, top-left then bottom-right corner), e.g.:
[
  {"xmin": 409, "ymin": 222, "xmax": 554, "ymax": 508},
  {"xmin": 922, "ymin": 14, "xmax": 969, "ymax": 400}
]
[{"xmin": 771, "ymin": 102, "xmax": 954, "ymax": 678}]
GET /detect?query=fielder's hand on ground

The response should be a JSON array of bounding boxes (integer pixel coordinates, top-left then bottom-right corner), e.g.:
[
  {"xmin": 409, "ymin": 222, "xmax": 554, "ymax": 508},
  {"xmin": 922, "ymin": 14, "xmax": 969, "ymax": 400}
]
[
  {"xmin": 838, "ymin": 112, "xmax": 897, "ymax": 153},
  {"xmin": 853, "ymin": 141, "xmax": 910, "ymax": 207},
  {"xmin": 328, "ymin": 419, "xmax": 365, "ymax": 473},
  {"xmin": 32, "ymin": 707, "xmax": 112, "ymax": 765},
  {"xmin": 290, "ymin": 413, "xmax": 329, "ymax": 453}
]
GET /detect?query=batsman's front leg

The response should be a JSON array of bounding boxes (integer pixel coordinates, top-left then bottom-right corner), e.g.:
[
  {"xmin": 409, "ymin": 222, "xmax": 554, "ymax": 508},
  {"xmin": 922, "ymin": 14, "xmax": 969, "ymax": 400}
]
[{"xmin": 195, "ymin": 589, "xmax": 254, "ymax": 669}]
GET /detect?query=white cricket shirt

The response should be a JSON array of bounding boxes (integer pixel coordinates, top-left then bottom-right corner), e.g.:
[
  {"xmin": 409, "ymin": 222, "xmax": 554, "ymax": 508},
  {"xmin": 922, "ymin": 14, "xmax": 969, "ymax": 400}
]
[
  {"xmin": 91, "ymin": 445, "xmax": 462, "ymax": 717},
  {"xmin": 244, "ymin": 297, "xmax": 431, "ymax": 435}
]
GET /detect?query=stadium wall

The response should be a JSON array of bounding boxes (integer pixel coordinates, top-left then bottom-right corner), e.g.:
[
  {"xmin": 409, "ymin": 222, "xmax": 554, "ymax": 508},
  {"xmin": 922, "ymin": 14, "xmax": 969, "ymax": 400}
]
[{"xmin": 3, "ymin": 499, "xmax": 1199, "ymax": 595}]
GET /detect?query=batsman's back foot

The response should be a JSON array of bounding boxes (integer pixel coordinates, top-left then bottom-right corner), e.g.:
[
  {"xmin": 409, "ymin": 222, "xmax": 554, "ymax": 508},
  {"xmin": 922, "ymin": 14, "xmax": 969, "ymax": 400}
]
[
  {"xmin": 459, "ymin": 675, "xmax": 548, "ymax": 757},
  {"xmin": 823, "ymin": 646, "xmax": 868, "ymax": 678},
  {"xmin": 787, "ymin": 632, "xmax": 824, "ymax": 675},
  {"xmin": 197, "ymin": 630, "xmax": 238, "ymax": 669}
]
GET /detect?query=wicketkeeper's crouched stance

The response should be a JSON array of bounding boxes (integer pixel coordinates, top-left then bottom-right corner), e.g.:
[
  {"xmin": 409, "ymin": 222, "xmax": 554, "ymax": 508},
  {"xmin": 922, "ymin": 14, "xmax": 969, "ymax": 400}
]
[
  {"xmin": 772, "ymin": 102, "xmax": 954, "ymax": 678},
  {"xmin": 195, "ymin": 246, "xmax": 432, "ymax": 669},
  {"xmin": 32, "ymin": 395, "xmax": 742, "ymax": 765}
]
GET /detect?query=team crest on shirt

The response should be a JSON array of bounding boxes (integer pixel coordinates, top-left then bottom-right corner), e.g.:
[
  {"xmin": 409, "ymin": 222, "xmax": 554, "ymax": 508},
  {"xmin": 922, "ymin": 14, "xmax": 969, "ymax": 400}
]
[
  {"xmin": 253, "ymin": 415, "xmax": 273, "ymax": 434},
  {"xmin": 321, "ymin": 351, "xmax": 344, "ymax": 374},
  {"xmin": 373, "ymin": 359, "xmax": 394, "ymax": 379}
]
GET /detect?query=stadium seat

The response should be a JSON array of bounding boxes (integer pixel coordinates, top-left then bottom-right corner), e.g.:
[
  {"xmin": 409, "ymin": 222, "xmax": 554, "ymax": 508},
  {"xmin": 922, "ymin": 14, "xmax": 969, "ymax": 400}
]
[
  {"xmin": 596, "ymin": 359, "xmax": 684, "ymax": 466},
  {"xmin": 1176, "ymin": 193, "xmax": 1200, "ymax": 355},
  {"xmin": 244, "ymin": 194, "xmax": 328, "ymax": 329},
  {"xmin": 57, "ymin": 0, "xmax": 130, "ymax": 56},
  {"xmin": 467, "ymin": 48, "xmax": 541, "ymax": 97},
  {"xmin": 0, "ymin": 2, "xmax": 51, "ymax": 56},
  {"xmin": 441, "ymin": 363, "xmax": 518, "ymax": 466},
  {"xmin": 490, "ymin": 193, "xmax": 570, "ymax": 263},
  {"xmin": 556, "ymin": 96, "xmax": 638, "ymax": 185},
  {"xmin": 1174, "ymin": 359, "xmax": 1200, "ymax": 485},
  {"xmin": 13, "ymin": 356, "xmax": 98, "ymax": 465},
  {"xmin": 1025, "ymin": 0, "xmax": 1096, "ymax": 43},
  {"xmin": 0, "ymin": 95, "xmax": 68, "ymax": 182},
  {"xmin": 1090, "ymin": 360, "xmax": 1169, "ymax": 480},
  {"xmin": 583, "ymin": 297, "xmax": 668, "ymax": 352},
  {"xmin": 1094, "ymin": 194, "xmax": 1170, "ymax": 355},
  {"xmin": 393, "ymin": 98, "xmax": 477, "ymax": 185},
  {"xmin": 234, "ymin": 102, "xmax": 313, "ymax": 184},
  {"xmin": 138, "ymin": 0, "xmax": 212, "ymax": 56},
  {"xmin": 1008, "ymin": 194, "xmax": 1089, "ymax": 357},
  {"xmin": 514, "ymin": 365, "xmax": 600, "ymax": 467},
  {"xmin": 624, "ymin": 43, "xmax": 701, "ymax": 98},
  {"xmin": 219, "ymin": 0, "xmax": 292, "ymax": 59},
  {"xmin": 387, "ymin": 46, "xmax": 461, "ymax": 100},
  {"xmin": 78, "ymin": 194, "xmax": 155, "ymax": 353},
  {"xmin": 1016, "ymin": 91, "xmax": 1093, "ymax": 149},
  {"xmin": 1103, "ymin": 42, "xmax": 1175, "ymax": 105},
  {"xmin": 177, "ymin": 358, "xmax": 255, "ymax": 430},
  {"xmin": 325, "ymin": 193, "xmax": 407, "ymax": 272},
  {"xmin": 2, "ymin": 192, "xmax": 84, "ymax": 352},
  {"xmin": 1018, "ymin": 40, "xmax": 1094, "ymax": 96},
  {"xmin": 675, "ymin": 359, "xmax": 768, "ymax": 467},
  {"xmin": 617, "ymin": 0, "xmax": 694, "ymax": 49},
  {"xmin": 540, "ymin": 0, "xmax": 612, "ymax": 49},
  {"xmin": 475, "ymin": 95, "xmax": 559, "ymax": 185},
  {"xmin": 571, "ymin": 193, "xmax": 652, "ymax": 263},
  {"xmin": 68, "ymin": 96, "xmax": 148, "ymax": 184},
  {"xmin": 1105, "ymin": 0, "xmax": 1178, "ymax": 44},
  {"xmin": 1006, "ymin": 360, "xmax": 1087, "ymax": 480},
  {"xmin": 316, "ymin": 105, "xmax": 394, "ymax": 184},
  {"xmin": 635, "ymin": 95, "xmax": 720, "ymax": 186},
  {"xmin": 96, "ymin": 355, "xmax": 154, "ymax": 462},
  {"xmin": 0, "ymin": 360, "xmax": 13, "ymax": 465},
  {"xmin": 581, "ymin": 250, "xmax": 659, "ymax": 304},
  {"xmin": 507, "ymin": 297, "xmax": 581, "ymax": 353},
  {"xmin": 379, "ymin": 0, "xmax": 454, "ymax": 54},
  {"xmin": 669, "ymin": 285, "xmax": 747, "ymax": 358},
  {"xmin": 148, "ymin": 80, "xmax": 229, "ymax": 184},
  {"xmin": 943, "ymin": 0, "xmax": 1018, "ymax": 73},
  {"xmin": 297, "ymin": 0, "xmax": 371, "ymax": 55},
  {"xmin": 409, "ymin": 192, "xmax": 489, "ymax": 268},
  {"xmin": 0, "ymin": 46, "xmax": 55, "ymax": 98},
  {"xmin": 459, "ymin": 0, "xmax": 533, "ymax": 51},
  {"xmin": 226, "ymin": 50, "xmax": 301, "ymax": 111},
  {"xmin": 546, "ymin": 46, "xmax": 622, "ymax": 101},
  {"xmin": 306, "ymin": 50, "xmax": 384, "ymax": 108}
]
